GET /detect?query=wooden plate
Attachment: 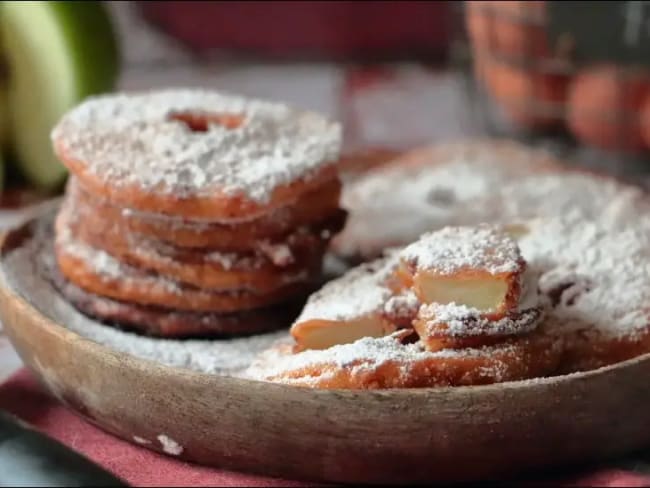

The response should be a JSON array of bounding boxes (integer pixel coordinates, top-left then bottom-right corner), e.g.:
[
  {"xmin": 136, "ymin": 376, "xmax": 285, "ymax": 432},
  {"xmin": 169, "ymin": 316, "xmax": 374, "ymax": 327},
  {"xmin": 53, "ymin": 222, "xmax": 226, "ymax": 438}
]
[{"xmin": 2, "ymin": 211, "xmax": 650, "ymax": 485}]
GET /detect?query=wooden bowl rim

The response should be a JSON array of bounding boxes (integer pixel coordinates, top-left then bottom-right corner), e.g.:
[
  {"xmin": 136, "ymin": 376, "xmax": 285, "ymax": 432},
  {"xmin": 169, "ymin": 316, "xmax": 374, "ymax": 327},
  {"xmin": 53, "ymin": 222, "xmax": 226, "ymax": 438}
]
[{"xmin": 2, "ymin": 215, "xmax": 650, "ymax": 399}]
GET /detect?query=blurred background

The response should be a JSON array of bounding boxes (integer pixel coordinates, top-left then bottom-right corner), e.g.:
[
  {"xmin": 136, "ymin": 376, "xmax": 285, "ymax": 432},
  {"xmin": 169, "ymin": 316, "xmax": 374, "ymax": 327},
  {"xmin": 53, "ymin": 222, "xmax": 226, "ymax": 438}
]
[{"xmin": 2, "ymin": 0, "xmax": 650, "ymax": 207}]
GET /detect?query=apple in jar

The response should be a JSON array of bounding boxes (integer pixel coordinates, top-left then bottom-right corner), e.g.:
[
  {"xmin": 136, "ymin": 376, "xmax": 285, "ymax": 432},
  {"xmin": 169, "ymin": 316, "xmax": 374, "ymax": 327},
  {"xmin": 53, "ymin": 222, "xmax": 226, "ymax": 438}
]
[{"xmin": 567, "ymin": 65, "xmax": 649, "ymax": 152}]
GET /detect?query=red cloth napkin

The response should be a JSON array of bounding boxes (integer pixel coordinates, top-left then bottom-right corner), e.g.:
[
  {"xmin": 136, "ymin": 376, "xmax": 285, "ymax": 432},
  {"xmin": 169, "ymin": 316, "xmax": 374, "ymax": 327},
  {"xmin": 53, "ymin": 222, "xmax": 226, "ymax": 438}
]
[
  {"xmin": 0, "ymin": 369, "xmax": 306, "ymax": 487},
  {"xmin": 1, "ymin": 369, "xmax": 650, "ymax": 488}
]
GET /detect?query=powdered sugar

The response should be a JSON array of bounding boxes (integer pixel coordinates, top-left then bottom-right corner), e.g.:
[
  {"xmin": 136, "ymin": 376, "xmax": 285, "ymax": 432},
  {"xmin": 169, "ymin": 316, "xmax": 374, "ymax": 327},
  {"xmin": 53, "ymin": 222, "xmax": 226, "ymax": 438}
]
[
  {"xmin": 399, "ymin": 225, "xmax": 523, "ymax": 275},
  {"xmin": 244, "ymin": 330, "xmax": 527, "ymax": 385},
  {"xmin": 333, "ymin": 140, "xmax": 557, "ymax": 257},
  {"xmin": 481, "ymin": 172, "xmax": 649, "ymax": 230},
  {"xmin": 204, "ymin": 249, "xmax": 239, "ymax": 270},
  {"xmin": 418, "ymin": 303, "xmax": 542, "ymax": 337},
  {"xmin": 56, "ymin": 217, "xmax": 125, "ymax": 281},
  {"xmin": 383, "ymin": 290, "xmax": 420, "ymax": 321},
  {"xmin": 333, "ymin": 140, "xmax": 648, "ymax": 258},
  {"xmin": 517, "ymin": 217, "xmax": 650, "ymax": 339},
  {"xmin": 55, "ymin": 209, "xmax": 182, "ymax": 294},
  {"xmin": 292, "ymin": 202, "xmax": 650, "ymax": 360},
  {"xmin": 157, "ymin": 435, "xmax": 183, "ymax": 456},
  {"xmin": 52, "ymin": 89, "xmax": 342, "ymax": 202},
  {"xmin": 1, "ymin": 210, "xmax": 286, "ymax": 375},
  {"xmin": 246, "ymin": 333, "xmax": 420, "ymax": 381},
  {"xmin": 257, "ymin": 241, "xmax": 294, "ymax": 266},
  {"xmin": 405, "ymin": 214, "xmax": 650, "ymax": 340},
  {"xmin": 293, "ymin": 254, "xmax": 397, "ymax": 324}
]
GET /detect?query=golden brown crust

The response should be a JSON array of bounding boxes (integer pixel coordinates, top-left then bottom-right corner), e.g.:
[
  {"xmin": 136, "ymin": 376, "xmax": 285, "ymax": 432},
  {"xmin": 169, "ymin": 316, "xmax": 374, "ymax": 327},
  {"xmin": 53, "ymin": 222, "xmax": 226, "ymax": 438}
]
[
  {"xmin": 50, "ymin": 265, "xmax": 301, "ymax": 338},
  {"xmin": 81, "ymin": 228, "xmax": 324, "ymax": 293},
  {"xmin": 66, "ymin": 199, "xmax": 333, "ymax": 293},
  {"xmin": 256, "ymin": 328, "xmax": 564, "ymax": 389},
  {"xmin": 55, "ymin": 241, "xmax": 312, "ymax": 313},
  {"xmin": 57, "ymin": 140, "xmax": 340, "ymax": 221},
  {"xmin": 413, "ymin": 307, "xmax": 543, "ymax": 352},
  {"xmin": 559, "ymin": 326, "xmax": 650, "ymax": 374},
  {"xmin": 54, "ymin": 206, "xmax": 316, "ymax": 313},
  {"xmin": 70, "ymin": 177, "xmax": 345, "ymax": 250}
]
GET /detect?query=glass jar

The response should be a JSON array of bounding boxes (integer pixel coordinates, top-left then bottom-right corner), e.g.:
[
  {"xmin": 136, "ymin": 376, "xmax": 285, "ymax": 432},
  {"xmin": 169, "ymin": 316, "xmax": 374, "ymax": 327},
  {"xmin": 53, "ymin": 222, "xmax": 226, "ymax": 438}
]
[{"xmin": 455, "ymin": 0, "xmax": 650, "ymax": 173}]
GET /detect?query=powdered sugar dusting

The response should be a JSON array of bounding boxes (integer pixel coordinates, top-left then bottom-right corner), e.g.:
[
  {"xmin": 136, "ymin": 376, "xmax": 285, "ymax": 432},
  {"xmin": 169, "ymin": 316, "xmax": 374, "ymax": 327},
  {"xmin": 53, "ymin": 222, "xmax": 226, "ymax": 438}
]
[
  {"xmin": 56, "ymin": 218, "xmax": 124, "ymax": 280},
  {"xmin": 333, "ymin": 140, "xmax": 557, "ymax": 257},
  {"xmin": 383, "ymin": 290, "xmax": 420, "ymax": 322},
  {"xmin": 204, "ymin": 249, "xmax": 239, "ymax": 270},
  {"xmin": 400, "ymin": 225, "xmax": 523, "ymax": 275},
  {"xmin": 244, "ymin": 330, "xmax": 527, "ymax": 385},
  {"xmin": 157, "ymin": 434, "xmax": 183, "ymax": 456},
  {"xmin": 293, "ymin": 254, "xmax": 397, "ymax": 324},
  {"xmin": 258, "ymin": 241, "xmax": 294, "ymax": 266},
  {"xmin": 419, "ymin": 303, "xmax": 542, "ymax": 337},
  {"xmin": 295, "ymin": 212, "xmax": 650, "ymax": 359},
  {"xmin": 1, "ymin": 211, "xmax": 286, "ymax": 375},
  {"xmin": 52, "ymin": 89, "xmax": 342, "ymax": 202},
  {"xmin": 334, "ymin": 140, "xmax": 649, "ymax": 258},
  {"xmin": 55, "ymin": 209, "xmax": 182, "ymax": 294},
  {"xmin": 518, "ymin": 216, "xmax": 650, "ymax": 339},
  {"xmin": 332, "ymin": 139, "xmax": 650, "ymax": 345}
]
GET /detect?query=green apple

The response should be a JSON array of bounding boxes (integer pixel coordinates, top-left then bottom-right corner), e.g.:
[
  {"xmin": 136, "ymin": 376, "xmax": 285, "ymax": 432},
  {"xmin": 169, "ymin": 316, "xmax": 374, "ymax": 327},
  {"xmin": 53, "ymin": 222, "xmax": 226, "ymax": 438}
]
[
  {"xmin": 0, "ymin": 1, "xmax": 120, "ymax": 191},
  {"xmin": 0, "ymin": 81, "xmax": 8, "ymax": 149},
  {"xmin": 0, "ymin": 52, "xmax": 9, "ymax": 149},
  {"xmin": 0, "ymin": 149, "xmax": 4, "ymax": 193}
]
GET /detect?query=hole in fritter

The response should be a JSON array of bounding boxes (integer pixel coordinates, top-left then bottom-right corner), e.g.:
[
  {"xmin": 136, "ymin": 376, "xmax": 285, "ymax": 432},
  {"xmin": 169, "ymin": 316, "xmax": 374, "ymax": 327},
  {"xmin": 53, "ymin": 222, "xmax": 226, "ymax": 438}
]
[{"xmin": 168, "ymin": 111, "xmax": 245, "ymax": 132}]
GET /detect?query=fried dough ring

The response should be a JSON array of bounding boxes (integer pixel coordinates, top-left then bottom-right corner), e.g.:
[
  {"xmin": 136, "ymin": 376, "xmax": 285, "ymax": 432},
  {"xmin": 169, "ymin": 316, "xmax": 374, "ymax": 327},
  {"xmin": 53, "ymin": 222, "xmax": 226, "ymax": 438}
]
[
  {"xmin": 78, "ymin": 227, "xmax": 324, "ymax": 293},
  {"xmin": 412, "ymin": 306, "xmax": 543, "ymax": 352},
  {"xmin": 63, "ymin": 199, "xmax": 333, "ymax": 292},
  {"xmin": 331, "ymin": 139, "xmax": 563, "ymax": 261},
  {"xmin": 559, "ymin": 326, "xmax": 650, "ymax": 374},
  {"xmin": 249, "ymin": 328, "xmax": 564, "ymax": 389},
  {"xmin": 52, "ymin": 90, "xmax": 342, "ymax": 221},
  {"xmin": 61, "ymin": 152, "xmax": 339, "ymax": 221},
  {"xmin": 69, "ymin": 177, "xmax": 345, "ymax": 250},
  {"xmin": 55, "ymin": 213, "xmax": 312, "ymax": 312},
  {"xmin": 50, "ymin": 265, "xmax": 302, "ymax": 338}
]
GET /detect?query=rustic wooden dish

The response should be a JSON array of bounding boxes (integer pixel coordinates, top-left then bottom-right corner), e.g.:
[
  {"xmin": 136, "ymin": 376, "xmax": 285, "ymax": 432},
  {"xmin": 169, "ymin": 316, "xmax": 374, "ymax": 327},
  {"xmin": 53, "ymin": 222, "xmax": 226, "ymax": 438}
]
[{"xmin": 2, "ymin": 215, "xmax": 650, "ymax": 485}]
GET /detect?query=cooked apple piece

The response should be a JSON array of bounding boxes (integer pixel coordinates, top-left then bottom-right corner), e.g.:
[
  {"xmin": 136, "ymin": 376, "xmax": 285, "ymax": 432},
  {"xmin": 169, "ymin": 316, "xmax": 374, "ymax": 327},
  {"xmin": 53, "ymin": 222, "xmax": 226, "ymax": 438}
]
[
  {"xmin": 291, "ymin": 316, "xmax": 396, "ymax": 351},
  {"xmin": 398, "ymin": 225, "xmax": 525, "ymax": 317},
  {"xmin": 290, "ymin": 256, "xmax": 399, "ymax": 351},
  {"xmin": 414, "ymin": 270, "xmax": 518, "ymax": 316}
]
